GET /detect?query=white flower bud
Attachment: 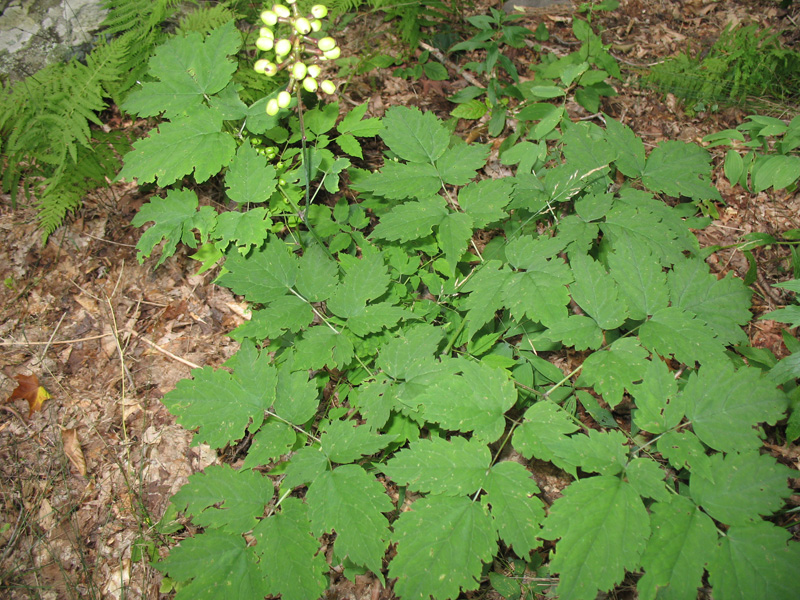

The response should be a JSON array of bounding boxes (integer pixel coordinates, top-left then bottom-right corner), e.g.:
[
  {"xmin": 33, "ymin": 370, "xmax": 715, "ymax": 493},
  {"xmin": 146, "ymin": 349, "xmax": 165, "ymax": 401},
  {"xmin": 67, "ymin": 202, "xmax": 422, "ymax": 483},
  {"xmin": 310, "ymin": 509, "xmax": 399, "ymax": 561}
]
[
  {"xmin": 259, "ymin": 27, "xmax": 274, "ymax": 39},
  {"xmin": 310, "ymin": 19, "xmax": 322, "ymax": 32},
  {"xmin": 302, "ymin": 76, "xmax": 318, "ymax": 92},
  {"xmin": 291, "ymin": 61, "xmax": 307, "ymax": 80},
  {"xmin": 266, "ymin": 98, "xmax": 280, "ymax": 115},
  {"xmin": 273, "ymin": 4, "xmax": 291, "ymax": 18},
  {"xmin": 307, "ymin": 64, "xmax": 322, "ymax": 78},
  {"xmin": 317, "ymin": 37, "xmax": 336, "ymax": 52},
  {"xmin": 311, "ymin": 4, "xmax": 328, "ymax": 18},
  {"xmin": 320, "ymin": 79, "xmax": 336, "ymax": 95},
  {"xmin": 254, "ymin": 59, "xmax": 270, "ymax": 73},
  {"xmin": 260, "ymin": 10, "xmax": 278, "ymax": 25},
  {"xmin": 256, "ymin": 36, "xmax": 274, "ymax": 51},
  {"xmin": 286, "ymin": 0, "xmax": 296, "ymax": 4},
  {"xmin": 277, "ymin": 90, "xmax": 292, "ymax": 108},
  {"xmin": 294, "ymin": 17, "xmax": 311, "ymax": 35},
  {"xmin": 323, "ymin": 46, "xmax": 340, "ymax": 60}
]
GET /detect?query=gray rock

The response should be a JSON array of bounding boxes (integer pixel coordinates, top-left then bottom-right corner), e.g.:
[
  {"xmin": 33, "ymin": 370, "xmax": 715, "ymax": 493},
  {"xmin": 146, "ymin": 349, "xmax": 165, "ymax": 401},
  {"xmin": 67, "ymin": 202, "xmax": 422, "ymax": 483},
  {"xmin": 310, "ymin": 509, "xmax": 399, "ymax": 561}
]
[{"xmin": 0, "ymin": 0, "xmax": 107, "ymax": 82}]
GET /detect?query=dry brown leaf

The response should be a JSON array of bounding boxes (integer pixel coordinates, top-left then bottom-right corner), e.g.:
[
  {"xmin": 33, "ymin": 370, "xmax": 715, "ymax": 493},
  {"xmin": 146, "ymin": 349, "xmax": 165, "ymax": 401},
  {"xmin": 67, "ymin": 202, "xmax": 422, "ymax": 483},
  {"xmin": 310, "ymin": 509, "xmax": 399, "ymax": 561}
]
[
  {"xmin": 6, "ymin": 373, "xmax": 52, "ymax": 416},
  {"xmin": 61, "ymin": 428, "xmax": 87, "ymax": 476}
]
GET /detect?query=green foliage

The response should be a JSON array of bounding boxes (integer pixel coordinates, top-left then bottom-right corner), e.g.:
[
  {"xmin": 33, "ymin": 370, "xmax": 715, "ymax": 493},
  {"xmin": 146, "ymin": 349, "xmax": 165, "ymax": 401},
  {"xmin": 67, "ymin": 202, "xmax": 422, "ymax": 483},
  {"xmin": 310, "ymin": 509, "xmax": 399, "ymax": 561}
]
[{"xmin": 646, "ymin": 23, "xmax": 800, "ymax": 114}]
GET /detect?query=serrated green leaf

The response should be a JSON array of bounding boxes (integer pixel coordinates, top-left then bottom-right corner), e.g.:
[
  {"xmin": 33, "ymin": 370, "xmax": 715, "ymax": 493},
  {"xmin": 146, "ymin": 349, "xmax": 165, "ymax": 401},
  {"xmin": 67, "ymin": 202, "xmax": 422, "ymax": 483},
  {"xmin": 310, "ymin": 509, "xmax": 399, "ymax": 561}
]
[
  {"xmin": 556, "ymin": 429, "xmax": 628, "ymax": 476},
  {"xmin": 642, "ymin": 140, "xmax": 721, "ymax": 201},
  {"xmin": 668, "ymin": 257, "xmax": 752, "ymax": 346},
  {"xmin": 376, "ymin": 325, "xmax": 445, "ymax": 380},
  {"xmin": 159, "ymin": 530, "xmax": 268, "ymax": 600},
  {"xmin": 656, "ymin": 430, "xmax": 713, "ymax": 482},
  {"xmin": 708, "ymin": 521, "xmax": 800, "ymax": 600},
  {"xmin": 225, "ymin": 140, "xmax": 277, "ymax": 204},
  {"xmin": 451, "ymin": 99, "xmax": 488, "ymax": 120},
  {"xmin": 690, "ymin": 451, "xmax": 793, "ymax": 525},
  {"xmin": 542, "ymin": 476, "xmax": 649, "ymax": 600},
  {"xmin": 604, "ymin": 115, "xmax": 646, "ymax": 178},
  {"xmin": 296, "ymin": 245, "xmax": 338, "ymax": 302},
  {"xmin": 162, "ymin": 342, "xmax": 276, "ymax": 448},
  {"xmin": 538, "ymin": 314, "xmax": 604, "ymax": 351},
  {"xmin": 561, "ymin": 121, "xmax": 616, "ymax": 173},
  {"xmin": 602, "ymin": 201, "xmax": 685, "ymax": 267},
  {"xmin": 569, "ymin": 252, "xmax": 628, "ymax": 330},
  {"xmin": 118, "ymin": 107, "xmax": 236, "ymax": 186},
  {"xmin": 307, "ymin": 465, "xmax": 392, "ymax": 577},
  {"xmin": 336, "ymin": 133, "xmax": 363, "ymax": 158},
  {"xmin": 461, "ymin": 261, "xmax": 512, "ymax": 340},
  {"xmin": 638, "ymin": 495, "xmax": 717, "ymax": 600},
  {"xmin": 390, "ymin": 496, "xmax": 496, "ymax": 600},
  {"xmin": 437, "ymin": 212, "xmax": 474, "ymax": 271},
  {"xmin": 608, "ymin": 240, "xmax": 669, "ymax": 320},
  {"xmin": 351, "ymin": 376, "xmax": 395, "ymax": 430},
  {"xmin": 503, "ymin": 257, "xmax": 573, "ymax": 328},
  {"xmin": 435, "ymin": 140, "xmax": 489, "ymax": 186},
  {"xmin": 384, "ymin": 436, "xmax": 489, "ymax": 495},
  {"xmin": 123, "ymin": 21, "xmax": 241, "ymax": 119},
  {"xmin": 639, "ymin": 306, "xmax": 725, "ymax": 367},
  {"xmin": 458, "ymin": 179, "xmax": 513, "ymax": 227},
  {"xmin": 327, "ymin": 252, "xmax": 389, "ymax": 318},
  {"xmin": 380, "ymin": 106, "xmax": 450, "ymax": 163},
  {"xmin": 281, "ymin": 445, "xmax": 328, "ymax": 490},
  {"xmin": 252, "ymin": 498, "xmax": 328, "ymax": 600},
  {"xmin": 577, "ymin": 338, "xmax": 649, "ymax": 408},
  {"xmin": 229, "ymin": 295, "xmax": 312, "ymax": 342},
  {"xmin": 337, "ymin": 102, "xmax": 383, "ymax": 137},
  {"xmin": 415, "ymin": 360, "xmax": 517, "ymax": 442},
  {"xmin": 631, "ymin": 358, "xmax": 683, "ymax": 434},
  {"xmin": 304, "ymin": 102, "xmax": 339, "ymax": 136},
  {"xmin": 292, "ymin": 326, "xmax": 354, "ymax": 370},
  {"xmin": 212, "ymin": 208, "xmax": 271, "ymax": 255},
  {"xmin": 242, "ymin": 419, "xmax": 295, "ymax": 470},
  {"xmin": 320, "ymin": 420, "xmax": 395, "ymax": 463},
  {"xmin": 482, "ymin": 461, "xmax": 544, "ymax": 555},
  {"xmin": 354, "ymin": 160, "xmax": 441, "ymax": 199},
  {"xmin": 683, "ymin": 364, "xmax": 789, "ymax": 453},
  {"xmin": 346, "ymin": 302, "xmax": 411, "ymax": 337},
  {"xmin": 217, "ymin": 238, "xmax": 298, "ymax": 303},
  {"xmin": 274, "ymin": 362, "xmax": 319, "ymax": 424},
  {"xmin": 132, "ymin": 189, "xmax": 216, "ymax": 266},
  {"xmin": 170, "ymin": 465, "xmax": 273, "ymax": 534},
  {"xmin": 370, "ymin": 196, "xmax": 449, "ymax": 242},
  {"xmin": 625, "ymin": 457, "xmax": 670, "ymax": 502},
  {"xmin": 513, "ymin": 401, "xmax": 580, "ymax": 474}
]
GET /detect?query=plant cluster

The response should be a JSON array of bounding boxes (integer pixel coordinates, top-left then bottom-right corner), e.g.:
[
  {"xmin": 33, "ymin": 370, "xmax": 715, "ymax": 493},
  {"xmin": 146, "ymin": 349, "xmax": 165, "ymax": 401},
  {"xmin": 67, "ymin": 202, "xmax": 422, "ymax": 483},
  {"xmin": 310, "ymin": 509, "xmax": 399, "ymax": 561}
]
[
  {"xmin": 646, "ymin": 22, "xmax": 800, "ymax": 114},
  {"xmin": 117, "ymin": 11, "xmax": 799, "ymax": 600}
]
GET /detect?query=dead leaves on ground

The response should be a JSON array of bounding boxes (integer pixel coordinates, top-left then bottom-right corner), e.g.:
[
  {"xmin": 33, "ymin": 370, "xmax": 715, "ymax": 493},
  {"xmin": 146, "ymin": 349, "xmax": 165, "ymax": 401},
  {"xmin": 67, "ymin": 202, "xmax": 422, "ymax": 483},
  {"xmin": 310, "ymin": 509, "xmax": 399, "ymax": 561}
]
[{"xmin": 5, "ymin": 373, "xmax": 51, "ymax": 416}]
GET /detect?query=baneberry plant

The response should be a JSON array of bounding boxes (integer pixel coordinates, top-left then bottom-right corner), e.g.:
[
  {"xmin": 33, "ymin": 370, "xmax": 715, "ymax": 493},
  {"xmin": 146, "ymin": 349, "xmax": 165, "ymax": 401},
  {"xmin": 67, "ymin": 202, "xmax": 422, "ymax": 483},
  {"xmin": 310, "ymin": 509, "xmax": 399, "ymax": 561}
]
[{"xmin": 121, "ymin": 11, "xmax": 799, "ymax": 600}]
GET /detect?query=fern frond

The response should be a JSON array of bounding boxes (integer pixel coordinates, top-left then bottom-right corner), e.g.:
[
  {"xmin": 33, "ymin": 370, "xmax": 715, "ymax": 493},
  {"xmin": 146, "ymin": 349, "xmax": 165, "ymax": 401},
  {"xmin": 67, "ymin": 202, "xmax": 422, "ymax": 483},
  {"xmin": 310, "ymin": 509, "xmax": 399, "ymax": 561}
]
[{"xmin": 177, "ymin": 5, "xmax": 237, "ymax": 36}]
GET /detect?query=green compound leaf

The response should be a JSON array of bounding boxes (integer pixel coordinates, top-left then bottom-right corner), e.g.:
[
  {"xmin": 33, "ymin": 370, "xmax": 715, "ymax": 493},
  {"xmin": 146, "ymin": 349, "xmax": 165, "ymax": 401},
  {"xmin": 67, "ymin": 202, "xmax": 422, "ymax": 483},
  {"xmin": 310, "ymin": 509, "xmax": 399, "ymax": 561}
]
[
  {"xmin": 162, "ymin": 342, "xmax": 275, "ymax": 448},
  {"xmin": 274, "ymin": 362, "xmax": 319, "ymax": 425},
  {"xmin": 708, "ymin": 521, "xmax": 800, "ymax": 600},
  {"xmin": 458, "ymin": 178, "xmax": 513, "ymax": 228},
  {"xmin": 555, "ymin": 429, "xmax": 629, "ymax": 476},
  {"xmin": 414, "ymin": 360, "xmax": 517, "ymax": 442},
  {"xmin": 384, "ymin": 436, "xmax": 489, "ymax": 496},
  {"xmin": 252, "ymin": 498, "xmax": 328, "ymax": 600},
  {"xmin": 604, "ymin": 114, "xmax": 646, "ymax": 178},
  {"xmin": 390, "ymin": 496, "xmax": 496, "ymax": 600},
  {"xmin": 296, "ymin": 245, "xmax": 338, "ymax": 303},
  {"xmin": 639, "ymin": 306, "xmax": 725, "ymax": 367},
  {"xmin": 690, "ymin": 451, "xmax": 793, "ymax": 525},
  {"xmin": 503, "ymin": 257, "xmax": 573, "ymax": 328},
  {"xmin": 568, "ymin": 252, "xmax": 628, "ymax": 329},
  {"xmin": 601, "ymin": 200, "xmax": 685, "ymax": 267},
  {"xmin": 217, "ymin": 238, "xmax": 298, "ymax": 303},
  {"xmin": 482, "ymin": 461, "xmax": 544, "ymax": 555},
  {"xmin": 327, "ymin": 251, "xmax": 390, "ymax": 318},
  {"xmin": 638, "ymin": 495, "xmax": 717, "ymax": 600},
  {"xmin": 230, "ymin": 295, "xmax": 313, "ymax": 342},
  {"xmin": 292, "ymin": 326, "xmax": 354, "ymax": 370},
  {"xmin": 281, "ymin": 445, "xmax": 328, "ymax": 491},
  {"xmin": 437, "ymin": 211, "xmax": 474, "ymax": 271},
  {"xmin": 683, "ymin": 364, "xmax": 789, "ymax": 453},
  {"xmin": 225, "ymin": 140, "xmax": 277, "ymax": 204},
  {"xmin": 354, "ymin": 160, "xmax": 441, "ymax": 199},
  {"xmin": 513, "ymin": 401, "xmax": 580, "ymax": 475},
  {"xmin": 337, "ymin": 102, "xmax": 384, "ymax": 138},
  {"xmin": 625, "ymin": 457, "xmax": 670, "ymax": 502},
  {"xmin": 668, "ymin": 257, "xmax": 752, "ymax": 346},
  {"xmin": 118, "ymin": 106, "xmax": 236, "ymax": 186},
  {"xmin": 346, "ymin": 302, "xmax": 412, "ymax": 337},
  {"xmin": 370, "ymin": 195, "xmax": 449, "ymax": 242},
  {"xmin": 642, "ymin": 140, "xmax": 722, "ymax": 201},
  {"xmin": 170, "ymin": 465, "xmax": 273, "ymax": 534},
  {"xmin": 376, "ymin": 325, "xmax": 445, "ymax": 380},
  {"xmin": 656, "ymin": 429, "xmax": 713, "ymax": 482},
  {"xmin": 631, "ymin": 358, "xmax": 684, "ymax": 434},
  {"xmin": 123, "ymin": 21, "xmax": 241, "ymax": 119},
  {"xmin": 306, "ymin": 465, "xmax": 393, "ymax": 578},
  {"xmin": 541, "ymin": 476, "xmax": 649, "ymax": 600},
  {"xmin": 379, "ymin": 105, "xmax": 450, "ymax": 163},
  {"xmin": 241, "ymin": 419, "xmax": 295, "ymax": 470},
  {"xmin": 607, "ymin": 239, "xmax": 669, "ymax": 320},
  {"xmin": 460, "ymin": 261, "xmax": 511, "ymax": 339},
  {"xmin": 435, "ymin": 140, "xmax": 489, "ymax": 186},
  {"xmin": 132, "ymin": 189, "xmax": 216, "ymax": 266},
  {"xmin": 319, "ymin": 420, "xmax": 396, "ymax": 464},
  {"xmin": 577, "ymin": 337, "xmax": 649, "ymax": 408},
  {"xmin": 158, "ymin": 530, "xmax": 268, "ymax": 600},
  {"xmin": 212, "ymin": 208, "xmax": 271, "ymax": 255}
]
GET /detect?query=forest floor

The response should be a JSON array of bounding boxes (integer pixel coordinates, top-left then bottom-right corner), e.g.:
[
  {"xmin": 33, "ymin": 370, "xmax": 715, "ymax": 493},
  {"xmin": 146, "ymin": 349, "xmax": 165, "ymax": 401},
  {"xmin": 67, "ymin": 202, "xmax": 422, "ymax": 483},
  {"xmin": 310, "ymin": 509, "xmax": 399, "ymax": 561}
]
[{"xmin": 1, "ymin": 0, "xmax": 798, "ymax": 598}]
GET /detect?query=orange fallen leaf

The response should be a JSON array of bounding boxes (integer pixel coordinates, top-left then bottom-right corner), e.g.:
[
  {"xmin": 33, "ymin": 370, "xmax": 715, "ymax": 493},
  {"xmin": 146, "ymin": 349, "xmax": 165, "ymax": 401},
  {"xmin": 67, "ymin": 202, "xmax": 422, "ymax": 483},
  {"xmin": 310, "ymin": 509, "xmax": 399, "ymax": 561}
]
[{"xmin": 6, "ymin": 373, "xmax": 51, "ymax": 417}]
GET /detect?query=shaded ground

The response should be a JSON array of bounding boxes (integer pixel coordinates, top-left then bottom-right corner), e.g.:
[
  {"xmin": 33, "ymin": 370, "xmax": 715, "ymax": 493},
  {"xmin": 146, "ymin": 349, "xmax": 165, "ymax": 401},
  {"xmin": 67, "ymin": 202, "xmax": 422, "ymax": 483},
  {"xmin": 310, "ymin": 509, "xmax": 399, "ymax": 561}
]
[{"xmin": 1, "ymin": 1, "xmax": 799, "ymax": 598}]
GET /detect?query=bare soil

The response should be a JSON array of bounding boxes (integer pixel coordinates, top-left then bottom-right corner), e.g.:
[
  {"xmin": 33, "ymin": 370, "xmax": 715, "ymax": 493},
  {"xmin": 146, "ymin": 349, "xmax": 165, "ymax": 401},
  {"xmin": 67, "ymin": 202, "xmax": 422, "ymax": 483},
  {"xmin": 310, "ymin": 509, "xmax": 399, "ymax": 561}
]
[{"xmin": 1, "ymin": 1, "xmax": 798, "ymax": 598}]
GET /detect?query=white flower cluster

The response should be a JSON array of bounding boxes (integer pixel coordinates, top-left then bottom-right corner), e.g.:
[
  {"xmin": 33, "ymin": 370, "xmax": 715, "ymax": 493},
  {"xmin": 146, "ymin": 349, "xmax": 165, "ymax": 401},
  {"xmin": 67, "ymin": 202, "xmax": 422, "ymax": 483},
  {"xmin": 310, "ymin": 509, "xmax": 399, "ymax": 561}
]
[{"xmin": 253, "ymin": 1, "xmax": 339, "ymax": 115}]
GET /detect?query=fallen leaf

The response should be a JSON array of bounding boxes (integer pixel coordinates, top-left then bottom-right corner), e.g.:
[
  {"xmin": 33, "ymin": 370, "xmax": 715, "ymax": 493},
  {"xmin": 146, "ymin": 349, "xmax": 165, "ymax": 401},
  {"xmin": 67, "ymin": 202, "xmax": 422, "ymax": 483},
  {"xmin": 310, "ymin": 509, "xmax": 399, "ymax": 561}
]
[
  {"xmin": 6, "ymin": 373, "xmax": 51, "ymax": 416},
  {"xmin": 61, "ymin": 428, "xmax": 87, "ymax": 476}
]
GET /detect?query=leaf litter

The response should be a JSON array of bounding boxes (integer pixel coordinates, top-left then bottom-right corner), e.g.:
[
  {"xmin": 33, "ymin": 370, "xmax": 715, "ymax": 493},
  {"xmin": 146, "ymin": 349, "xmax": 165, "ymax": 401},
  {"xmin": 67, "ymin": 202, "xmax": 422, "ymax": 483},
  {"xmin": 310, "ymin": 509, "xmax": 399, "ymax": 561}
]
[{"xmin": 0, "ymin": 0, "xmax": 798, "ymax": 598}]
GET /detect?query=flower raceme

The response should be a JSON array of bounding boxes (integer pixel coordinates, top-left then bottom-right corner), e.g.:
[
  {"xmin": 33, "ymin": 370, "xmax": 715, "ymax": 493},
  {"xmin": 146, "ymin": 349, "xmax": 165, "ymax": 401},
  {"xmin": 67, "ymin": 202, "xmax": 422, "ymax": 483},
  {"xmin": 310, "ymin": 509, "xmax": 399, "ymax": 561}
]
[{"xmin": 254, "ymin": 2, "xmax": 338, "ymax": 115}]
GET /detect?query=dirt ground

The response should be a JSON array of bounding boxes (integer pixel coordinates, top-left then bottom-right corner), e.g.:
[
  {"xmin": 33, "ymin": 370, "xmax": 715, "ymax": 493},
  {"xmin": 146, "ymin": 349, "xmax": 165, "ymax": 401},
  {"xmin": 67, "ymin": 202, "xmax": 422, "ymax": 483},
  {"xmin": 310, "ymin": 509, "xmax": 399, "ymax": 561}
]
[{"xmin": 1, "ymin": 1, "xmax": 799, "ymax": 598}]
